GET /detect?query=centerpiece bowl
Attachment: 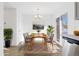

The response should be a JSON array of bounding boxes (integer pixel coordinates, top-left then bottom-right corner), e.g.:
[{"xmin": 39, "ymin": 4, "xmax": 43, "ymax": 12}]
[{"xmin": 74, "ymin": 30, "xmax": 79, "ymax": 36}]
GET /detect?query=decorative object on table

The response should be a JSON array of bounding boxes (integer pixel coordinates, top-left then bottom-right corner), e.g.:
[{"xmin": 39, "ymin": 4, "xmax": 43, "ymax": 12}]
[
  {"xmin": 74, "ymin": 30, "xmax": 79, "ymax": 36},
  {"xmin": 31, "ymin": 33, "xmax": 36, "ymax": 36},
  {"xmin": 47, "ymin": 25, "xmax": 54, "ymax": 37},
  {"xmin": 4, "ymin": 28, "xmax": 13, "ymax": 48}
]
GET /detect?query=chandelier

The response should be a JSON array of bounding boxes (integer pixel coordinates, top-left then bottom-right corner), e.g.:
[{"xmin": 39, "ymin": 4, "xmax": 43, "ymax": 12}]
[{"xmin": 34, "ymin": 8, "xmax": 42, "ymax": 20}]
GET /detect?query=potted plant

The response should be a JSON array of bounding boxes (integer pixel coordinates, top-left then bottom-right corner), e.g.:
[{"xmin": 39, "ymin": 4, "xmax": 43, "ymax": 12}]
[
  {"xmin": 4, "ymin": 28, "xmax": 13, "ymax": 48},
  {"xmin": 47, "ymin": 25, "xmax": 54, "ymax": 36}
]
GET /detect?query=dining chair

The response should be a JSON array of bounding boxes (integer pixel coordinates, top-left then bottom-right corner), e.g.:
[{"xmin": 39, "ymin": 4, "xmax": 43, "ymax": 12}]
[
  {"xmin": 23, "ymin": 33, "xmax": 33, "ymax": 50},
  {"xmin": 45, "ymin": 34, "xmax": 54, "ymax": 45},
  {"xmin": 23, "ymin": 33, "xmax": 31, "ymax": 43},
  {"xmin": 18, "ymin": 41, "xmax": 25, "ymax": 51},
  {"xmin": 23, "ymin": 33, "xmax": 28, "ymax": 39}
]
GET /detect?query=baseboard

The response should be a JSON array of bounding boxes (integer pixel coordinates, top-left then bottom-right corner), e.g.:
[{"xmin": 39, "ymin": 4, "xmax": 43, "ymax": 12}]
[
  {"xmin": 11, "ymin": 44, "xmax": 18, "ymax": 47},
  {"xmin": 54, "ymin": 40, "xmax": 63, "ymax": 47}
]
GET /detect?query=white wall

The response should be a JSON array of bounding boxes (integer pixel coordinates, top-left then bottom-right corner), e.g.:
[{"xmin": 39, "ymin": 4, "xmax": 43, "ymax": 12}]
[
  {"xmin": 4, "ymin": 8, "xmax": 17, "ymax": 46},
  {"xmin": 22, "ymin": 15, "xmax": 33, "ymax": 33},
  {"xmin": 16, "ymin": 8, "xmax": 24, "ymax": 45},
  {"xmin": 0, "ymin": 3, "xmax": 4, "ymax": 56}
]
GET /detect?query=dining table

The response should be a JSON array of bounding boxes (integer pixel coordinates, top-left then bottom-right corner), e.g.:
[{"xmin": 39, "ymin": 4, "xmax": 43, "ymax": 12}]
[{"xmin": 27, "ymin": 33, "xmax": 48, "ymax": 50}]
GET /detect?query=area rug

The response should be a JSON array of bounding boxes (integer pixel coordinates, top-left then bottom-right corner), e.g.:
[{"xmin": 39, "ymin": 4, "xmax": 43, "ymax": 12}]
[{"xmin": 24, "ymin": 43, "xmax": 54, "ymax": 56}]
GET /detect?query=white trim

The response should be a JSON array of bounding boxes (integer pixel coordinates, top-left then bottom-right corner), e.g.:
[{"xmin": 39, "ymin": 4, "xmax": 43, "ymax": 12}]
[{"xmin": 54, "ymin": 40, "xmax": 63, "ymax": 47}]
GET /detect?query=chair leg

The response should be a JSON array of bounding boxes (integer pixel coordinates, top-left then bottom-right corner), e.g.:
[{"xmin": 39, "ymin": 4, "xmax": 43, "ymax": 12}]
[
  {"xmin": 51, "ymin": 43, "xmax": 53, "ymax": 46},
  {"xmin": 51, "ymin": 42, "xmax": 54, "ymax": 51}
]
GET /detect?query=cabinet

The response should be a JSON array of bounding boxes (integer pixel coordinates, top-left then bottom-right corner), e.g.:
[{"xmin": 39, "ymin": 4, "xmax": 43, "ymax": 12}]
[{"xmin": 75, "ymin": 2, "xmax": 79, "ymax": 20}]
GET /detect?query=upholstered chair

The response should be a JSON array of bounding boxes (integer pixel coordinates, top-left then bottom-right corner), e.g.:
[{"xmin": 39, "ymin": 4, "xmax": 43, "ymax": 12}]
[{"xmin": 23, "ymin": 33, "xmax": 32, "ymax": 50}]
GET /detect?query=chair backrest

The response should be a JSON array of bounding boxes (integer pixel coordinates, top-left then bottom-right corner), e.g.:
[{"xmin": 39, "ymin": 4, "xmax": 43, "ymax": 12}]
[
  {"xmin": 50, "ymin": 34, "xmax": 54, "ymax": 41},
  {"xmin": 23, "ymin": 33, "xmax": 29, "ymax": 39},
  {"xmin": 23, "ymin": 33, "xmax": 32, "ymax": 43}
]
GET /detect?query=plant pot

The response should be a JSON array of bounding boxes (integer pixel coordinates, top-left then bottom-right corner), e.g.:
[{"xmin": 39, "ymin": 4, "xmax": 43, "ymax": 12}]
[{"xmin": 5, "ymin": 40, "xmax": 11, "ymax": 48}]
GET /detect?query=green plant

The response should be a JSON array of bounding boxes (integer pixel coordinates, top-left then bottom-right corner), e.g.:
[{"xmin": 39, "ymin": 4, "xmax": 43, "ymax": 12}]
[
  {"xmin": 47, "ymin": 25, "xmax": 54, "ymax": 35},
  {"xmin": 4, "ymin": 28, "xmax": 13, "ymax": 41},
  {"xmin": 31, "ymin": 33, "xmax": 36, "ymax": 36}
]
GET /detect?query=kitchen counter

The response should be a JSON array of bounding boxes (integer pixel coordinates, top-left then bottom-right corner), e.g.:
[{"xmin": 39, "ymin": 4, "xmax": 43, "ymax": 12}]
[{"xmin": 63, "ymin": 34, "xmax": 79, "ymax": 45}]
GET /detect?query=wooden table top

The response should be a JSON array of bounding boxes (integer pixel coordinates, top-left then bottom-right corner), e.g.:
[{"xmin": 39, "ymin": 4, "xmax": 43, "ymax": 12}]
[{"xmin": 31, "ymin": 33, "xmax": 48, "ymax": 39}]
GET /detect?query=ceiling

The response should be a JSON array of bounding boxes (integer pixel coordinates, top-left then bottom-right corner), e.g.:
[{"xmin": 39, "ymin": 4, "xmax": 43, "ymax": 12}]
[{"xmin": 4, "ymin": 2, "xmax": 63, "ymax": 15}]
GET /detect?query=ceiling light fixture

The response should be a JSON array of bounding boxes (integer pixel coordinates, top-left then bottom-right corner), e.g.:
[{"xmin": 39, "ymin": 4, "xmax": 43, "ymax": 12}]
[{"xmin": 34, "ymin": 8, "xmax": 42, "ymax": 20}]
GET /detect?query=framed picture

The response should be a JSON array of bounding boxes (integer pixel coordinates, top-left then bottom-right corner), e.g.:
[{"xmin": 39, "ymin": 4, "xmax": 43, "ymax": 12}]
[{"xmin": 33, "ymin": 24, "xmax": 44, "ymax": 30}]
